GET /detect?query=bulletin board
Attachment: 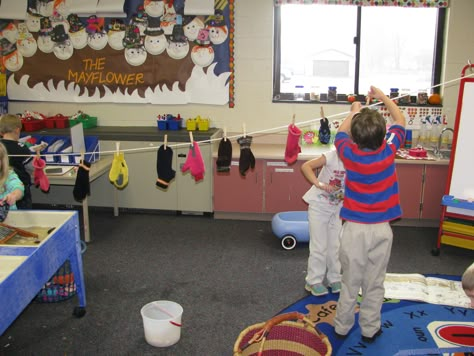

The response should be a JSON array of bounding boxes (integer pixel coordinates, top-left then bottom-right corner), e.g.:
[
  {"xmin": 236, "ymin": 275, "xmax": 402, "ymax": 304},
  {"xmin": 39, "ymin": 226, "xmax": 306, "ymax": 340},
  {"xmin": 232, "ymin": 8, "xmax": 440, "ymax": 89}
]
[
  {"xmin": 0, "ymin": 0, "xmax": 235, "ymax": 107},
  {"xmin": 445, "ymin": 75, "xmax": 474, "ymax": 217}
]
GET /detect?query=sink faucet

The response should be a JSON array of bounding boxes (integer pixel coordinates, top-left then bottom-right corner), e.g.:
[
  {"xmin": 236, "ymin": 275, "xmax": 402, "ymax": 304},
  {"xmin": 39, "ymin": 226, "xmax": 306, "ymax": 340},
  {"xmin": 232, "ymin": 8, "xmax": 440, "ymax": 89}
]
[{"xmin": 435, "ymin": 127, "xmax": 454, "ymax": 157}]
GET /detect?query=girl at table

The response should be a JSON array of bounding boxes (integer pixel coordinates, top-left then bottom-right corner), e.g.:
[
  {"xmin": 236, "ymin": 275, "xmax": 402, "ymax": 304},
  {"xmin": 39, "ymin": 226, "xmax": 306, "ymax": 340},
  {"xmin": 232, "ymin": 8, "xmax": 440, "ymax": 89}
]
[{"xmin": 0, "ymin": 142, "xmax": 24, "ymax": 212}]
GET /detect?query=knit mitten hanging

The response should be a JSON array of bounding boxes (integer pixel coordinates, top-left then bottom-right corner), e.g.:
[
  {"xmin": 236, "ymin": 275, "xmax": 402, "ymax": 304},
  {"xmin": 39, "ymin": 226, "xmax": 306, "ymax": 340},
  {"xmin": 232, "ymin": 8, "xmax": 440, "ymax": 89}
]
[
  {"xmin": 284, "ymin": 124, "xmax": 302, "ymax": 165},
  {"xmin": 156, "ymin": 145, "xmax": 176, "ymax": 189},
  {"xmin": 237, "ymin": 135, "xmax": 255, "ymax": 176},
  {"xmin": 318, "ymin": 117, "xmax": 331, "ymax": 145},
  {"xmin": 109, "ymin": 152, "xmax": 129, "ymax": 189},
  {"xmin": 73, "ymin": 160, "xmax": 91, "ymax": 202},
  {"xmin": 181, "ymin": 142, "xmax": 205, "ymax": 182},
  {"xmin": 216, "ymin": 138, "xmax": 232, "ymax": 173},
  {"xmin": 33, "ymin": 156, "xmax": 50, "ymax": 193}
]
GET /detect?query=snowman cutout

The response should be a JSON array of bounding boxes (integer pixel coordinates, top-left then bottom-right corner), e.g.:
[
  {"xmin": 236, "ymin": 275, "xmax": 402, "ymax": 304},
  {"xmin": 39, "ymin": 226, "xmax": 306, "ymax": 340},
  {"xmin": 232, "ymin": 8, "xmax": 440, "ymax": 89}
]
[
  {"xmin": 107, "ymin": 19, "xmax": 126, "ymax": 51},
  {"xmin": 26, "ymin": 10, "xmax": 42, "ymax": 33},
  {"xmin": 36, "ymin": 0, "xmax": 54, "ymax": 17},
  {"xmin": 0, "ymin": 21, "xmax": 19, "ymax": 44},
  {"xmin": 160, "ymin": 2, "xmax": 177, "ymax": 36},
  {"xmin": 16, "ymin": 23, "xmax": 37, "ymax": 58},
  {"xmin": 166, "ymin": 20, "xmax": 189, "ymax": 60},
  {"xmin": 123, "ymin": 25, "xmax": 147, "ymax": 66},
  {"xmin": 68, "ymin": 14, "xmax": 87, "ymax": 50},
  {"xmin": 37, "ymin": 17, "xmax": 55, "ymax": 53},
  {"xmin": 183, "ymin": 15, "xmax": 204, "ymax": 42},
  {"xmin": 1, "ymin": 39, "xmax": 24, "ymax": 72},
  {"xmin": 86, "ymin": 16, "xmax": 107, "ymax": 51},
  {"xmin": 53, "ymin": 0, "xmax": 71, "ymax": 19},
  {"xmin": 144, "ymin": 0, "xmax": 164, "ymax": 17},
  {"xmin": 206, "ymin": 10, "xmax": 228, "ymax": 45},
  {"xmin": 191, "ymin": 28, "xmax": 214, "ymax": 67},
  {"xmin": 144, "ymin": 17, "xmax": 167, "ymax": 55},
  {"xmin": 51, "ymin": 24, "xmax": 73, "ymax": 60},
  {"xmin": 130, "ymin": 6, "xmax": 148, "ymax": 37}
]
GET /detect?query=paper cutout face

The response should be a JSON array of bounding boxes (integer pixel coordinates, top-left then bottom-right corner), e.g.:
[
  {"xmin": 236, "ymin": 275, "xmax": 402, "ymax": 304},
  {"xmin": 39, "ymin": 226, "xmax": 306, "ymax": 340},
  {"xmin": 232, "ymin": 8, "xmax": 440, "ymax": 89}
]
[
  {"xmin": 37, "ymin": 1, "xmax": 54, "ymax": 17},
  {"xmin": 26, "ymin": 14, "xmax": 41, "ymax": 32},
  {"xmin": 191, "ymin": 45, "xmax": 214, "ymax": 67},
  {"xmin": 3, "ymin": 50, "xmax": 24, "ymax": 72},
  {"xmin": 125, "ymin": 46, "xmax": 147, "ymax": 66},
  {"xmin": 144, "ymin": 0, "xmax": 164, "ymax": 17},
  {"xmin": 54, "ymin": 0, "xmax": 70, "ymax": 17},
  {"xmin": 53, "ymin": 41, "xmax": 73, "ymax": 60},
  {"xmin": 88, "ymin": 32, "xmax": 108, "ymax": 50},
  {"xmin": 17, "ymin": 37, "xmax": 38, "ymax": 57},
  {"xmin": 108, "ymin": 30, "xmax": 125, "ymax": 50},
  {"xmin": 37, "ymin": 34, "xmax": 54, "ymax": 53},
  {"xmin": 69, "ymin": 29, "xmax": 88, "ymax": 49},
  {"xmin": 184, "ymin": 17, "xmax": 204, "ymax": 41},
  {"xmin": 144, "ymin": 33, "xmax": 167, "ymax": 55},
  {"xmin": 166, "ymin": 41, "xmax": 189, "ymax": 60},
  {"xmin": 1, "ymin": 23, "xmax": 19, "ymax": 43},
  {"xmin": 208, "ymin": 26, "xmax": 228, "ymax": 45}
]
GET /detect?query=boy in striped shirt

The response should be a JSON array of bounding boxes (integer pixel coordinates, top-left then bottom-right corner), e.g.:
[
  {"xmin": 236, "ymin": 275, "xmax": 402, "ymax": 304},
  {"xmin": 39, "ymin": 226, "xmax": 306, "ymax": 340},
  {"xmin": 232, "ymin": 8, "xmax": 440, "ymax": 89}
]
[{"xmin": 333, "ymin": 86, "xmax": 406, "ymax": 343}]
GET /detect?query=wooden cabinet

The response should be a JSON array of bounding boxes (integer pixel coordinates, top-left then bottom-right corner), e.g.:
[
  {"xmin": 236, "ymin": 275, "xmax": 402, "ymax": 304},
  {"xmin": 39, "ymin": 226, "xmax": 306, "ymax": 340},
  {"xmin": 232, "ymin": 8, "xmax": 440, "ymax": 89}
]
[
  {"xmin": 396, "ymin": 163, "xmax": 449, "ymax": 221},
  {"xmin": 264, "ymin": 160, "xmax": 310, "ymax": 213},
  {"xmin": 213, "ymin": 159, "xmax": 311, "ymax": 214},
  {"xmin": 397, "ymin": 164, "xmax": 424, "ymax": 219},
  {"xmin": 421, "ymin": 165, "xmax": 449, "ymax": 220},
  {"xmin": 213, "ymin": 159, "xmax": 264, "ymax": 213}
]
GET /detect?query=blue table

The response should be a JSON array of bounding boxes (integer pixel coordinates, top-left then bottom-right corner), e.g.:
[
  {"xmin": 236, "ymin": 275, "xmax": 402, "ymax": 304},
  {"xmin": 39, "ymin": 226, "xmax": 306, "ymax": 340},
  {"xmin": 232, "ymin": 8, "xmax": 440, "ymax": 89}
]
[{"xmin": 0, "ymin": 210, "xmax": 86, "ymax": 336}]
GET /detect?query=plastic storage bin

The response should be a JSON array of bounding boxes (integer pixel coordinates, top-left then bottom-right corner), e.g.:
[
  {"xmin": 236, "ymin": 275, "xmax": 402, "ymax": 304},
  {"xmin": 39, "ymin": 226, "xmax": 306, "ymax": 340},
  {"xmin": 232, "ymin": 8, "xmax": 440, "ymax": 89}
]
[{"xmin": 22, "ymin": 119, "xmax": 45, "ymax": 132}]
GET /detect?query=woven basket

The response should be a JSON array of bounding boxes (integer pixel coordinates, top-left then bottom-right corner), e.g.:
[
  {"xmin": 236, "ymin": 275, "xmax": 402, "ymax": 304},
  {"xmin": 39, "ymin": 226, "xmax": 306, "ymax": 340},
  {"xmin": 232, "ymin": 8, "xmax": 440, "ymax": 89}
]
[{"xmin": 233, "ymin": 312, "xmax": 332, "ymax": 356}]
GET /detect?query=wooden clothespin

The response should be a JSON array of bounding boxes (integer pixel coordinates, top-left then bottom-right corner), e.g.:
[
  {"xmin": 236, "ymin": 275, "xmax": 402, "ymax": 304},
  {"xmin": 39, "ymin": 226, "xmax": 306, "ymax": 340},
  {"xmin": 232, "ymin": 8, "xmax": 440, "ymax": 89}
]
[
  {"xmin": 164, "ymin": 134, "xmax": 168, "ymax": 149},
  {"xmin": 291, "ymin": 114, "xmax": 296, "ymax": 127},
  {"xmin": 189, "ymin": 131, "xmax": 194, "ymax": 147},
  {"xmin": 320, "ymin": 106, "xmax": 325, "ymax": 119},
  {"xmin": 242, "ymin": 123, "xmax": 247, "ymax": 138},
  {"xmin": 115, "ymin": 142, "xmax": 120, "ymax": 156},
  {"xmin": 80, "ymin": 150, "xmax": 85, "ymax": 162},
  {"xmin": 223, "ymin": 127, "xmax": 227, "ymax": 142}
]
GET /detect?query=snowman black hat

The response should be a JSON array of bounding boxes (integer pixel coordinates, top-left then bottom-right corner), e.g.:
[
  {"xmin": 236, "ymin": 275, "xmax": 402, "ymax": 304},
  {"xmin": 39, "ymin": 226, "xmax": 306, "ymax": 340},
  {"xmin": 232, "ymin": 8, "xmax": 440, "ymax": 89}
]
[
  {"xmin": 0, "ymin": 38, "xmax": 17, "ymax": 56},
  {"xmin": 169, "ymin": 24, "xmax": 187, "ymax": 43},
  {"xmin": 144, "ymin": 17, "xmax": 163, "ymax": 36},
  {"xmin": 108, "ymin": 19, "xmax": 126, "ymax": 32},
  {"xmin": 122, "ymin": 24, "xmax": 142, "ymax": 48},
  {"xmin": 68, "ymin": 14, "xmax": 85, "ymax": 33},
  {"xmin": 51, "ymin": 24, "xmax": 69, "ymax": 43},
  {"xmin": 40, "ymin": 17, "xmax": 53, "ymax": 35}
]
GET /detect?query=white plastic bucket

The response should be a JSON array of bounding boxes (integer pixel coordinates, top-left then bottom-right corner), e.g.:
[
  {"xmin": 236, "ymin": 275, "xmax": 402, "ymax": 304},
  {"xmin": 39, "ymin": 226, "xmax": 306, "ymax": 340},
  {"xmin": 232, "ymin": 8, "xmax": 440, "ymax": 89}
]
[{"xmin": 141, "ymin": 300, "xmax": 183, "ymax": 347}]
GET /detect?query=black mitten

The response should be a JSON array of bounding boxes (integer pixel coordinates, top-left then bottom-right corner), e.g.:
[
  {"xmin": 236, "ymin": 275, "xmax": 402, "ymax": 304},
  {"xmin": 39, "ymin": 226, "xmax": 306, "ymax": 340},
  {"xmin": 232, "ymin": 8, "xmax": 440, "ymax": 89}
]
[
  {"xmin": 156, "ymin": 145, "xmax": 176, "ymax": 189},
  {"xmin": 237, "ymin": 136, "xmax": 256, "ymax": 176},
  {"xmin": 319, "ymin": 117, "xmax": 331, "ymax": 144},
  {"xmin": 73, "ymin": 160, "xmax": 91, "ymax": 202},
  {"xmin": 216, "ymin": 138, "xmax": 232, "ymax": 173}
]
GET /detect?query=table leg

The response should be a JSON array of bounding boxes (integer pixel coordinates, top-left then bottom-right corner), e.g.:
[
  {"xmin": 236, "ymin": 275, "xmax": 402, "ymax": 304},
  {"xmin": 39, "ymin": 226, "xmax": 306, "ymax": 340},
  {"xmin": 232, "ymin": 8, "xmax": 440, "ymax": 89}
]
[
  {"xmin": 82, "ymin": 196, "xmax": 90, "ymax": 243},
  {"xmin": 113, "ymin": 186, "xmax": 119, "ymax": 217}
]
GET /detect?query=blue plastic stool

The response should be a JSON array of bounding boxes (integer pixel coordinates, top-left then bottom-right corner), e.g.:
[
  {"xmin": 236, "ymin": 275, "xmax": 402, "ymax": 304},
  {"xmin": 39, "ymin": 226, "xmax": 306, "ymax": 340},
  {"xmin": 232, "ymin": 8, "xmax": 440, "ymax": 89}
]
[{"xmin": 271, "ymin": 211, "xmax": 309, "ymax": 250}]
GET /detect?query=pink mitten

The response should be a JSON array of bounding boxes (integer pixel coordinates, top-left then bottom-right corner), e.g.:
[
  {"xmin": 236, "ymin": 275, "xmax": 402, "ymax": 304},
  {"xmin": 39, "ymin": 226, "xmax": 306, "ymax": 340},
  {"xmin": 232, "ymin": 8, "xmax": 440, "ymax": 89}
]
[
  {"xmin": 33, "ymin": 157, "xmax": 50, "ymax": 193},
  {"xmin": 284, "ymin": 124, "xmax": 302, "ymax": 165},
  {"xmin": 181, "ymin": 142, "xmax": 205, "ymax": 182}
]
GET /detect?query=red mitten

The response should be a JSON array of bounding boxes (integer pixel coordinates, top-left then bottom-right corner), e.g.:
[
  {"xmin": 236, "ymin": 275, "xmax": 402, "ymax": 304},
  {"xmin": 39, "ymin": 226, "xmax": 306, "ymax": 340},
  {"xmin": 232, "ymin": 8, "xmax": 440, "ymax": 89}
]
[
  {"xmin": 181, "ymin": 142, "xmax": 205, "ymax": 182},
  {"xmin": 284, "ymin": 124, "xmax": 302, "ymax": 165},
  {"xmin": 33, "ymin": 157, "xmax": 50, "ymax": 193}
]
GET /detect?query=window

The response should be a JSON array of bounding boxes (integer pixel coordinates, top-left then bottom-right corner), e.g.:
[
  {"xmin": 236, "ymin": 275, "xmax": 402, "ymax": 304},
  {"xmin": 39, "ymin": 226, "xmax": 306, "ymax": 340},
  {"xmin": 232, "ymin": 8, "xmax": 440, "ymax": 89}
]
[{"xmin": 273, "ymin": 4, "xmax": 445, "ymax": 102}]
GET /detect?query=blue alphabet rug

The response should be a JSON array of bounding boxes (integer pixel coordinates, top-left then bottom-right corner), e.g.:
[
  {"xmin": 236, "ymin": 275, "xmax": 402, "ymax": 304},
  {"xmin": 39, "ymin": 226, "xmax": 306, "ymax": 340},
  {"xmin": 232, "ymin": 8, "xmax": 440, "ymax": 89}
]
[{"xmin": 278, "ymin": 275, "xmax": 474, "ymax": 355}]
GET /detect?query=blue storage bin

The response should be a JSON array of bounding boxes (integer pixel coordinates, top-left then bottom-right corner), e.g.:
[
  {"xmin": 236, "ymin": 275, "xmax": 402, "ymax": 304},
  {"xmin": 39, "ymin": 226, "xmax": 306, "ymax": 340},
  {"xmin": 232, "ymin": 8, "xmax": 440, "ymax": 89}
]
[
  {"xmin": 157, "ymin": 120, "xmax": 168, "ymax": 130},
  {"xmin": 71, "ymin": 136, "xmax": 100, "ymax": 164}
]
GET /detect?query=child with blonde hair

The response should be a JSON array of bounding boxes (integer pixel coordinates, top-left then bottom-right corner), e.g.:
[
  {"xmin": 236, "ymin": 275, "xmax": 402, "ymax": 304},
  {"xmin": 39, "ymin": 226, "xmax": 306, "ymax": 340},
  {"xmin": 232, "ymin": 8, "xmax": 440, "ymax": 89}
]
[
  {"xmin": 462, "ymin": 262, "xmax": 474, "ymax": 308},
  {"xmin": 0, "ymin": 142, "xmax": 24, "ymax": 210}
]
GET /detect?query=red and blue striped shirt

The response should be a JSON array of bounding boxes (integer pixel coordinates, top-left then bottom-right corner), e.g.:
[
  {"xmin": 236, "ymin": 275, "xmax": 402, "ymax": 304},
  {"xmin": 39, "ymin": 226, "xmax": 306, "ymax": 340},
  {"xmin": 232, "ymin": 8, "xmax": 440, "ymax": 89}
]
[{"xmin": 335, "ymin": 125, "xmax": 406, "ymax": 223}]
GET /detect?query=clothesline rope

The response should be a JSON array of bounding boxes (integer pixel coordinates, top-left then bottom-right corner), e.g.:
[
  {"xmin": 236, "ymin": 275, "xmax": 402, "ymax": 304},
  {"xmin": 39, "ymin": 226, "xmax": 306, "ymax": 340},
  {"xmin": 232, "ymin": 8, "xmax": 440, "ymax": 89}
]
[{"xmin": 9, "ymin": 71, "xmax": 474, "ymax": 159}]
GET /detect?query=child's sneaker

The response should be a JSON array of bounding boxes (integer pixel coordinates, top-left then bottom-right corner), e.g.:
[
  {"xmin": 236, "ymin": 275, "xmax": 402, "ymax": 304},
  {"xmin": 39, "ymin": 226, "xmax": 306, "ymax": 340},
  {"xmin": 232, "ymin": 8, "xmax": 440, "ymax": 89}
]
[
  {"xmin": 305, "ymin": 283, "xmax": 328, "ymax": 296},
  {"xmin": 330, "ymin": 282, "xmax": 341, "ymax": 293}
]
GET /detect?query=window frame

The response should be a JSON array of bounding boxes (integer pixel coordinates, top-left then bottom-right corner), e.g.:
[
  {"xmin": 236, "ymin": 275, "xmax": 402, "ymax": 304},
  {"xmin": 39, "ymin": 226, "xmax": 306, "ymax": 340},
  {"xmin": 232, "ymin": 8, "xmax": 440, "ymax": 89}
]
[{"xmin": 272, "ymin": 5, "xmax": 446, "ymax": 103}]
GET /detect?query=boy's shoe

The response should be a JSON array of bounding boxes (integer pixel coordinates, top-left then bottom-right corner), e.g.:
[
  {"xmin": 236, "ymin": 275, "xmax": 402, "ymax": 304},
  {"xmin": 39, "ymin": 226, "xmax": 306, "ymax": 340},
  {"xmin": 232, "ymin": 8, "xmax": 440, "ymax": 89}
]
[
  {"xmin": 305, "ymin": 283, "xmax": 328, "ymax": 296},
  {"xmin": 361, "ymin": 328, "xmax": 383, "ymax": 343},
  {"xmin": 330, "ymin": 282, "xmax": 342, "ymax": 293}
]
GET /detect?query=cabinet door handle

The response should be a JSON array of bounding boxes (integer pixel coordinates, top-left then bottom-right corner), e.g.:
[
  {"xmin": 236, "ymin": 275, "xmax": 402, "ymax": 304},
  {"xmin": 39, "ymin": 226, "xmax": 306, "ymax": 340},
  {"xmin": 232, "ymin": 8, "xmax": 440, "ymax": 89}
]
[{"xmin": 178, "ymin": 153, "xmax": 186, "ymax": 157}]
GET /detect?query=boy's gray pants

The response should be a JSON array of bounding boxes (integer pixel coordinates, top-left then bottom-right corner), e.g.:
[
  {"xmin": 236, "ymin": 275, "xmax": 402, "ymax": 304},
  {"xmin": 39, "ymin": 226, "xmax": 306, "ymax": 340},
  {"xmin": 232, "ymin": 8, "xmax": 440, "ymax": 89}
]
[{"xmin": 334, "ymin": 221, "xmax": 393, "ymax": 338}]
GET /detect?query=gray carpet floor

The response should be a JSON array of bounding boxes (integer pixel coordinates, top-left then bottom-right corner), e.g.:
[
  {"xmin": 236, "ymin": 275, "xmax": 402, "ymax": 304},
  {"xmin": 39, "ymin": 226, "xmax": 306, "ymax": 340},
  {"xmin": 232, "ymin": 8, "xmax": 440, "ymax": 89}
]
[{"xmin": 1, "ymin": 210, "xmax": 473, "ymax": 355}]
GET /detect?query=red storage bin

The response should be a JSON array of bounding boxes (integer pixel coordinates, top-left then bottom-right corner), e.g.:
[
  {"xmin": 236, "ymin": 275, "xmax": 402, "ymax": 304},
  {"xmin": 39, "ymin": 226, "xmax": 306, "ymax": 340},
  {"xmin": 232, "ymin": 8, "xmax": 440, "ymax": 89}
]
[{"xmin": 22, "ymin": 119, "xmax": 45, "ymax": 132}]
